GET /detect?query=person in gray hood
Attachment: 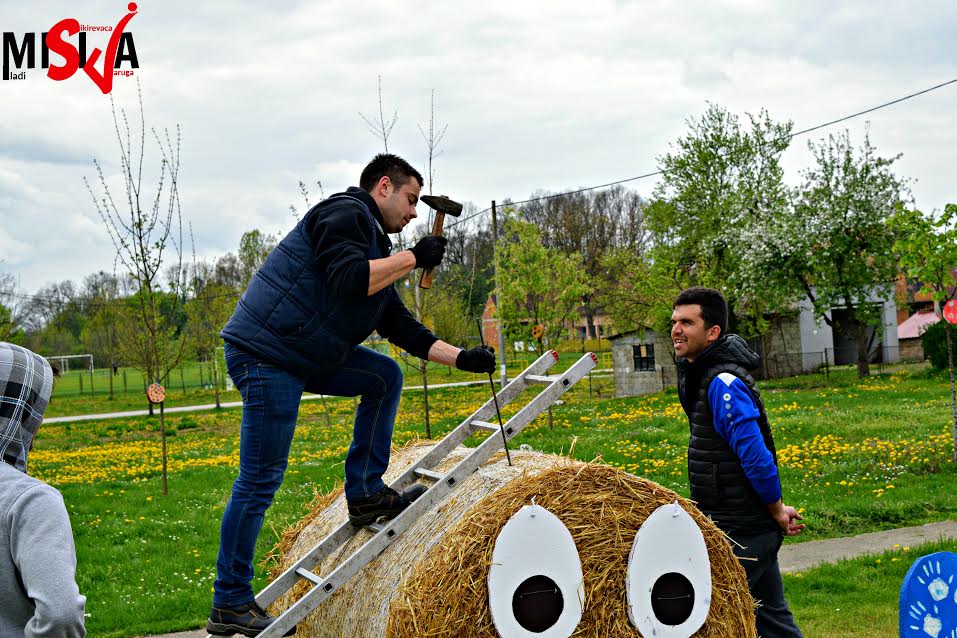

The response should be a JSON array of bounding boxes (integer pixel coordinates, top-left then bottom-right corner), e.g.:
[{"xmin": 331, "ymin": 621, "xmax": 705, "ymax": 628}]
[{"xmin": 0, "ymin": 342, "xmax": 86, "ymax": 637}]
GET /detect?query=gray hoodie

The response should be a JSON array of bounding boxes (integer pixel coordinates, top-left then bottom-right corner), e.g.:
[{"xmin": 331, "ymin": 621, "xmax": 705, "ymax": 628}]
[{"xmin": 0, "ymin": 342, "xmax": 86, "ymax": 637}]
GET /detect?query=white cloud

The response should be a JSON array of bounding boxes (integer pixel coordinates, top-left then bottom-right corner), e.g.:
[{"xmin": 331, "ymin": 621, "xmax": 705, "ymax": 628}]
[{"xmin": 1, "ymin": 0, "xmax": 955, "ymax": 291}]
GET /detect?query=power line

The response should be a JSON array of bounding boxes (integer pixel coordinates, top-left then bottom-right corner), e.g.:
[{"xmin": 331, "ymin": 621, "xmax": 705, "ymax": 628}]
[
  {"xmin": 788, "ymin": 77, "xmax": 957, "ymax": 138},
  {"xmin": 8, "ymin": 78, "xmax": 957, "ymax": 295},
  {"xmin": 450, "ymin": 76, "xmax": 957, "ymax": 222}
]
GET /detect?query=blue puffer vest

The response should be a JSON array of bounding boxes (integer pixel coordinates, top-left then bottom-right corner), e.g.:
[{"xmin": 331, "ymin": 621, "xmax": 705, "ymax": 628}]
[{"xmin": 220, "ymin": 194, "xmax": 390, "ymax": 378}]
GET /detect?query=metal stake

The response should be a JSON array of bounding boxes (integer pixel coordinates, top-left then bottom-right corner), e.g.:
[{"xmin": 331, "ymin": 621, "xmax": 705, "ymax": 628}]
[{"xmin": 477, "ymin": 318, "xmax": 512, "ymax": 466}]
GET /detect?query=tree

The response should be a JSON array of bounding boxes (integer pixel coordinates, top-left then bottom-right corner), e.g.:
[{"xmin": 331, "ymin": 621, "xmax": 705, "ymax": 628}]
[
  {"xmin": 779, "ymin": 129, "xmax": 907, "ymax": 377},
  {"xmin": 187, "ymin": 260, "xmax": 237, "ymax": 409},
  {"xmin": 439, "ymin": 209, "xmax": 495, "ymax": 318},
  {"xmin": 85, "ymin": 84, "xmax": 191, "ymax": 495},
  {"xmin": 519, "ymin": 185, "xmax": 649, "ymax": 337},
  {"xmin": 289, "ymin": 178, "xmax": 324, "ymax": 222},
  {"xmin": 405, "ymin": 88, "xmax": 449, "ymax": 438},
  {"xmin": 597, "ymin": 248, "xmax": 680, "ymax": 337},
  {"xmin": 82, "ymin": 271, "xmax": 122, "ymax": 399},
  {"xmin": 496, "ymin": 219, "xmax": 592, "ymax": 351},
  {"xmin": 237, "ymin": 229, "xmax": 278, "ymax": 288},
  {"xmin": 0, "ymin": 272, "xmax": 25, "ymax": 343},
  {"xmin": 21, "ymin": 281, "xmax": 85, "ymax": 357},
  {"xmin": 648, "ymin": 104, "xmax": 792, "ymax": 336},
  {"xmin": 359, "ymin": 75, "xmax": 398, "ymax": 153},
  {"xmin": 890, "ymin": 203, "xmax": 957, "ymax": 462}
]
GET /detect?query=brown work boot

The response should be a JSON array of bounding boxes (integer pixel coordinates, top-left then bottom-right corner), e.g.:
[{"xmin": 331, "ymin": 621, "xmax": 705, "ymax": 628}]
[
  {"xmin": 207, "ymin": 601, "xmax": 295, "ymax": 636},
  {"xmin": 347, "ymin": 484, "xmax": 428, "ymax": 527}
]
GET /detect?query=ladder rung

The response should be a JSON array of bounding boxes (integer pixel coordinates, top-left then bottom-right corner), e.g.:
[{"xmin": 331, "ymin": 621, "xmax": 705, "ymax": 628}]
[
  {"xmin": 250, "ymin": 350, "xmax": 597, "ymax": 637},
  {"xmin": 470, "ymin": 420, "xmax": 500, "ymax": 433},
  {"xmin": 413, "ymin": 468, "xmax": 445, "ymax": 482},
  {"xmin": 295, "ymin": 567, "xmax": 323, "ymax": 585}
]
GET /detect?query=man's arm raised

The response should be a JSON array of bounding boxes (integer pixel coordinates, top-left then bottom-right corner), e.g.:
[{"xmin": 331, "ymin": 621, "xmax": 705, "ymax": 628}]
[
  {"xmin": 368, "ymin": 251, "xmax": 416, "ymax": 296},
  {"xmin": 367, "ymin": 236, "xmax": 447, "ymax": 296}
]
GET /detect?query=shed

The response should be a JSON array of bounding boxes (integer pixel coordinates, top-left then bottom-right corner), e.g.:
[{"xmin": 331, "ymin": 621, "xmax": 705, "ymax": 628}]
[
  {"xmin": 897, "ymin": 310, "xmax": 939, "ymax": 361},
  {"xmin": 608, "ymin": 330, "xmax": 676, "ymax": 397}
]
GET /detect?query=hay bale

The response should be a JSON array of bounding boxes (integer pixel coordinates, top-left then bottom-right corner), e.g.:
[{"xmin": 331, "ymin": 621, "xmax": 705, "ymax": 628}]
[{"xmin": 271, "ymin": 443, "xmax": 756, "ymax": 637}]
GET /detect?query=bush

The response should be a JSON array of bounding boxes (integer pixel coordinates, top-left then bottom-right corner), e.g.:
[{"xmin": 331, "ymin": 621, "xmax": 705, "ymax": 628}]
[{"xmin": 921, "ymin": 320, "xmax": 957, "ymax": 369}]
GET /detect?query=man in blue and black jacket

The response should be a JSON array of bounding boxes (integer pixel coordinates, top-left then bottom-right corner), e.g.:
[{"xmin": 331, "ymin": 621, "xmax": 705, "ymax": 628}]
[
  {"xmin": 209, "ymin": 154, "xmax": 496, "ymax": 636},
  {"xmin": 673, "ymin": 287, "xmax": 805, "ymax": 638}
]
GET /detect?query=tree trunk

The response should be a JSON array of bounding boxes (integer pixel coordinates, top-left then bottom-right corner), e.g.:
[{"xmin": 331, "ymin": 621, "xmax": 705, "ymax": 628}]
[
  {"xmin": 414, "ymin": 286, "xmax": 431, "ymax": 438},
  {"xmin": 946, "ymin": 324, "xmax": 957, "ymax": 463},
  {"xmin": 852, "ymin": 312, "xmax": 870, "ymax": 379},
  {"xmin": 212, "ymin": 349, "xmax": 221, "ymax": 409},
  {"xmin": 159, "ymin": 400, "xmax": 168, "ymax": 496},
  {"xmin": 421, "ymin": 361, "xmax": 431, "ymax": 439}
]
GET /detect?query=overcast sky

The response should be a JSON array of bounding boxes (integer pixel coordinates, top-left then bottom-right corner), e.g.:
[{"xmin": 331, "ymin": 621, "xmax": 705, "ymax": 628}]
[{"xmin": 2, "ymin": 0, "xmax": 955, "ymax": 293}]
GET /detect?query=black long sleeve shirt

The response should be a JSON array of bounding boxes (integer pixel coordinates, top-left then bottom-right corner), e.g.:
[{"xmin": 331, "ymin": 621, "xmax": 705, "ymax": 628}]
[{"xmin": 303, "ymin": 187, "xmax": 438, "ymax": 360}]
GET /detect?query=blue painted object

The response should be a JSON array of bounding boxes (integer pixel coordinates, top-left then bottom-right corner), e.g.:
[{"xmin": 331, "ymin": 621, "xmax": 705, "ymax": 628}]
[{"xmin": 900, "ymin": 552, "xmax": 957, "ymax": 638}]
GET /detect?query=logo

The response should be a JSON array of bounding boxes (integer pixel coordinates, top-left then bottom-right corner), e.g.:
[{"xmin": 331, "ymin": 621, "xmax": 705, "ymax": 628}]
[{"xmin": 2, "ymin": 3, "xmax": 139, "ymax": 94}]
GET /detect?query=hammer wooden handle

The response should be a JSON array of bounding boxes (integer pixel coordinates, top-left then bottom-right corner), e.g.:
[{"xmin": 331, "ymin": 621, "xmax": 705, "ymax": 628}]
[{"xmin": 418, "ymin": 211, "xmax": 446, "ymax": 289}]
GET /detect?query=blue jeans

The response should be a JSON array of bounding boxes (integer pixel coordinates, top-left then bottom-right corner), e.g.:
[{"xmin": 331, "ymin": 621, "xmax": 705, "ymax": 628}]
[{"xmin": 213, "ymin": 342, "xmax": 403, "ymax": 606}]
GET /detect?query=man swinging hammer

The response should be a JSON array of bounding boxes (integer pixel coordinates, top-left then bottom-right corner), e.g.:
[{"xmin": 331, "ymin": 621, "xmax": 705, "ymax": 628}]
[{"xmin": 209, "ymin": 153, "xmax": 496, "ymax": 636}]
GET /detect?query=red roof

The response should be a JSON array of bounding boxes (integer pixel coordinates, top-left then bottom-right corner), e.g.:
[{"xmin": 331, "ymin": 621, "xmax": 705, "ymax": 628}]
[{"xmin": 897, "ymin": 311, "xmax": 941, "ymax": 340}]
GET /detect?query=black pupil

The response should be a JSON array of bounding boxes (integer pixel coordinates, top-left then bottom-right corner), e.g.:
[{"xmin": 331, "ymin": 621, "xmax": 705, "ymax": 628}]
[
  {"xmin": 651, "ymin": 572, "xmax": 695, "ymax": 626},
  {"xmin": 512, "ymin": 574, "xmax": 564, "ymax": 633}
]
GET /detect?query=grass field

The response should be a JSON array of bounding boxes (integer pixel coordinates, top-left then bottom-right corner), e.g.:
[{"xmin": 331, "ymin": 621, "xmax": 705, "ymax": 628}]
[
  {"xmin": 44, "ymin": 349, "xmax": 614, "ymax": 416},
  {"xmin": 786, "ymin": 538, "xmax": 957, "ymax": 637},
  {"xmin": 30, "ymin": 361, "xmax": 957, "ymax": 636}
]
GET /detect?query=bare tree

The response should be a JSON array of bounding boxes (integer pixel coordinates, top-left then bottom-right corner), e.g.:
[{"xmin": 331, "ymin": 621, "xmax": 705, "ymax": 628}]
[
  {"xmin": 359, "ymin": 75, "xmax": 398, "ymax": 153},
  {"xmin": 418, "ymin": 90, "xmax": 448, "ymax": 196},
  {"xmin": 408, "ymin": 89, "xmax": 450, "ymax": 437},
  {"xmin": 84, "ymin": 82, "xmax": 192, "ymax": 496},
  {"xmin": 289, "ymin": 178, "xmax": 324, "ymax": 222}
]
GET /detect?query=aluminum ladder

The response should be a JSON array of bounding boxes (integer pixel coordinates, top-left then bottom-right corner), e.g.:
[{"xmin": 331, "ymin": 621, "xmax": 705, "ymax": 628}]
[{"xmin": 233, "ymin": 349, "xmax": 597, "ymax": 638}]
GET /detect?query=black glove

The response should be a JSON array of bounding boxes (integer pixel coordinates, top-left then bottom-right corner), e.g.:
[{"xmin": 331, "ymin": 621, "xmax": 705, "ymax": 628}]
[
  {"xmin": 410, "ymin": 236, "xmax": 448, "ymax": 269},
  {"xmin": 456, "ymin": 346, "xmax": 496, "ymax": 374}
]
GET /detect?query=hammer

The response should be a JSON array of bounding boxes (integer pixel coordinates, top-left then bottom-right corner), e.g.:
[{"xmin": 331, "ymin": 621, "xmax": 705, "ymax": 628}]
[{"xmin": 418, "ymin": 194, "xmax": 463, "ymax": 289}]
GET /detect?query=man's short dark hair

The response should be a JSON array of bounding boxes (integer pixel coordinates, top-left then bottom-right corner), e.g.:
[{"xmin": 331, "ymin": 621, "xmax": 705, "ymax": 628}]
[
  {"xmin": 359, "ymin": 153, "xmax": 424, "ymax": 192},
  {"xmin": 674, "ymin": 287, "xmax": 728, "ymax": 335}
]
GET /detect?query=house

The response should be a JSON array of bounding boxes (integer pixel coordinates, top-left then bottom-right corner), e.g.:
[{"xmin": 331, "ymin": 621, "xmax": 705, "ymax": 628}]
[
  {"xmin": 897, "ymin": 310, "xmax": 939, "ymax": 361},
  {"xmin": 608, "ymin": 330, "xmax": 676, "ymax": 397},
  {"xmin": 480, "ymin": 294, "xmax": 613, "ymax": 351},
  {"xmin": 759, "ymin": 284, "xmax": 901, "ymax": 373},
  {"xmin": 895, "ymin": 273, "xmax": 950, "ymax": 324}
]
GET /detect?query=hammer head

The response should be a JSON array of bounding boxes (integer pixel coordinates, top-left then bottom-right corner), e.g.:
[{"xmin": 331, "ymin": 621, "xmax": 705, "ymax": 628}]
[{"xmin": 420, "ymin": 194, "xmax": 463, "ymax": 217}]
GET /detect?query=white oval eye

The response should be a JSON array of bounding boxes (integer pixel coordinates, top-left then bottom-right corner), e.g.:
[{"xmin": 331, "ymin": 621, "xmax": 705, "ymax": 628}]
[
  {"xmin": 626, "ymin": 502, "xmax": 712, "ymax": 637},
  {"xmin": 488, "ymin": 504, "xmax": 583, "ymax": 638}
]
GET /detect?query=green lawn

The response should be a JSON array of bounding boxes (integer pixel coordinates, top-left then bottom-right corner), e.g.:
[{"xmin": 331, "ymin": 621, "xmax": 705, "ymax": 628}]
[
  {"xmin": 30, "ymin": 362, "xmax": 957, "ymax": 636},
  {"xmin": 44, "ymin": 349, "xmax": 613, "ymax": 417},
  {"xmin": 787, "ymin": 539, "xmax": 957, "ymax": 637}
]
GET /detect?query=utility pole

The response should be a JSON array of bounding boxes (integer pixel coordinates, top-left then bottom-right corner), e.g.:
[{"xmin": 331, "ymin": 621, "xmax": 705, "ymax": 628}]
[{"xmin": 492, "ymin": 200, "xmax": 507, "ymax": 387}]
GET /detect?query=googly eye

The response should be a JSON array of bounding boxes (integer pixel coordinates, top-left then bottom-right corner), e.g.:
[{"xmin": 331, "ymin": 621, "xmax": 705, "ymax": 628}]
[
  {"xmin": 488, "ymin": 504, "xmax": 583, "ymax": 637},
  {"xmin": 626, "ymin": 502, "xmax": 712, "ymax": 637}
]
